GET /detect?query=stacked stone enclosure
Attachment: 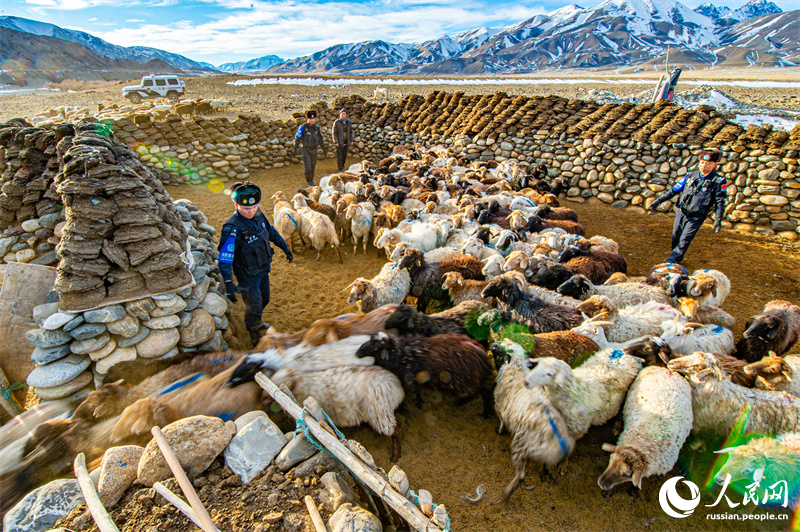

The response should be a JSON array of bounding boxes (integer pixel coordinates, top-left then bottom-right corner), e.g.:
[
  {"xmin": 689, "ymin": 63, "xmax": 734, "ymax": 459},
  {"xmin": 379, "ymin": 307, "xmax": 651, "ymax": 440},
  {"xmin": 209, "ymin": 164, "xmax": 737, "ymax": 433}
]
[{"xmin": 87, "ymin": 92, "xmax": 800, "ymax": 240}]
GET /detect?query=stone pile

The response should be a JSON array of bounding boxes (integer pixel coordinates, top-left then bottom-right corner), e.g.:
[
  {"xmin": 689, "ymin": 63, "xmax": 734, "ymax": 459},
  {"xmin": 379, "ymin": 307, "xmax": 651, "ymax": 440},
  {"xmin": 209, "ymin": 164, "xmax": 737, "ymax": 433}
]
[
  {"xmin": 5, "ymin": 413, "xmax": 384, "ymax": 532},
  {"xmin": 0, "ymin": 118, "xmax": 231, "ymax": 399}
]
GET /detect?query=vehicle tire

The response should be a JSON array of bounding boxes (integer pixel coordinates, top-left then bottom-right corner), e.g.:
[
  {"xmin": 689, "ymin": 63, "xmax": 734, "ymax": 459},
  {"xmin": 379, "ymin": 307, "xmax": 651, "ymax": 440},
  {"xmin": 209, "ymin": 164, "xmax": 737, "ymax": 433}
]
[
  {"xmin": 128, "ymin": 93, "xmax": 142, "ymax": 104},
  {"xmin": 167, "ymin": 91, "xmax": 179, "ymax": 103}
]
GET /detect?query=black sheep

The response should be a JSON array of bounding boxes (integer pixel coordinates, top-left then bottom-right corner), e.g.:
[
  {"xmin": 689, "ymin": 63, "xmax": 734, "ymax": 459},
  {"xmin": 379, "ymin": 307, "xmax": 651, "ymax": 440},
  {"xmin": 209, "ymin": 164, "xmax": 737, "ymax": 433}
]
[
  {"xmin": 355, "ymin": 332, "xmax": 494, "ymax": 417},
  {"xmin": 733, "ymin": 300, "xmax": 800, "ymax": 362},
  {"xmin": 384, "ymin": 302, "xmax": 488, "ymax": 336},
  {"xmin": 481, "ymin": 275, "xmax": 581, "ymax": 333},
  {"xmin": 556, "ymin": 274, "xmax": 594, "ymax": 299},
  {"xmin": 537, "ymin": 264, "xmax": 575, "ymax": 290}
]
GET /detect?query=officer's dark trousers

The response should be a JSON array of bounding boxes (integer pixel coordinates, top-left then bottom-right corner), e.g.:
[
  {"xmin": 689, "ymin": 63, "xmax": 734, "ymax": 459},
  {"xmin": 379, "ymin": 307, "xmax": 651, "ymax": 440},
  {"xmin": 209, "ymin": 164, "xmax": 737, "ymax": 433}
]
[
  {"xmin": 336, "ymin": 146, "xmax": 348, "ymax": 172},
  {"xmin": 239, "ymin": 273, "xmax": 270, "ymax": 332},
  {"xmin": 301, "ymin": 148, "xmax": 318, "ymax": 185},
  {"xmin": 666, "ymin": 210, "xmax": 706, "ymax": 264}
]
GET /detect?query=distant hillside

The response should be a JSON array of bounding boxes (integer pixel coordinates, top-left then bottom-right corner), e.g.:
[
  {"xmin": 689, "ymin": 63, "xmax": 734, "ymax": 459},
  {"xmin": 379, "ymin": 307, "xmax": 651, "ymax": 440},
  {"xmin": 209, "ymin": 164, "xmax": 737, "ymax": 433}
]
[
  {"xmin": 0, "ymin": 16, "xmax": 216, "ymax": 73},
  {"xmin": 218, "ymin": 55, "xmax": 284, "ymax": 73},
  {"xmin": 0, "ymin": 27, "xmax": 184, "ymax": 86}
]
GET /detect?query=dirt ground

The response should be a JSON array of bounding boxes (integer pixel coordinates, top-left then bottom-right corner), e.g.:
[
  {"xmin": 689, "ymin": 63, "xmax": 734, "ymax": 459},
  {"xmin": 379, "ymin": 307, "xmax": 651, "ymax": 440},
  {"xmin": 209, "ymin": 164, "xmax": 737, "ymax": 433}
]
[{"xmin": 5, "ymin": 80, "xmax": 800, "ymax": 531}]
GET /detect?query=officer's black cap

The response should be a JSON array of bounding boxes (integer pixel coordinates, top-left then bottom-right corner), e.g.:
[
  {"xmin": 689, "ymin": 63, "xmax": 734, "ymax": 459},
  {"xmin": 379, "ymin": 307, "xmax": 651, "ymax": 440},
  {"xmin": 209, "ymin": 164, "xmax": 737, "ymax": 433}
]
[
  {"xmin": 699, "ymin": 149, "xmax": 721, "ymax": 163},
  {"xmin": 306, "ymin": 110, "xmax": 317, "ymax": 119},
  {"xmin": 231, "ymin": 181, "xmax": 261, "ymax": 206}
]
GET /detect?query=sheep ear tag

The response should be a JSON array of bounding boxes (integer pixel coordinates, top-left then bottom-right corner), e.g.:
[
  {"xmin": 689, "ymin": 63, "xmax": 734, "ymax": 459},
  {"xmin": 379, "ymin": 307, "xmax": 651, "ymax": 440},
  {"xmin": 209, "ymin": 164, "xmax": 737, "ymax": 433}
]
[{"xmin": 417, "ymin": 260, "xmax": 422, "ymax": 267}]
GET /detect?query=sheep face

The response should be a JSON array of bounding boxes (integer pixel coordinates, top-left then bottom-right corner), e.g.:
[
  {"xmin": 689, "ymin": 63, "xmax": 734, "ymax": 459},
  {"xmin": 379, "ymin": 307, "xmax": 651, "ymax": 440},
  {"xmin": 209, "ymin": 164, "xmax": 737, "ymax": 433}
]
[
  {"xmin": 714, "ymin": 445, "xmax": 768, "ymax": 487},
  {"xmin": 623, "ymin": 337, "xmax": 674, "ymax": 367},
  {"xmin": 503, "ymin": 251, "xmax": 529, "ymax": 273},
  {"xmin": 576, "ymin": 296, "xmax": 614, "ymax": 319},
  {"xmin": 397, "ymin": 249, "xmax": 424, "ymax": 271},
  {"xmin": 743, "ymin": 355, "xmax": 793, "ymax": 391},
  {"xmin": 743, "ymin": 315, "xmax": 784, "ymax": 341},
  {"xmin": 345, "ymin": 279, "xmax": 375, "ymax": 306},
  {"xmin": 524, "ymin": 358, "xmax": 568, "ymax": 389},
  {"xmin": 355, "ymin": 333, "xmax": 392, "ymax": 362},
  {"xmin": 667, "ymin": 352, "xmax": 725, "ymax": 391},
  {"xmin": 676, "ymin": 297, "xmax": 700, "ymax": 319},
  {"xmin": 598, "ymin": 444, "xmax": 646, "ymax": 490},
  {"xmin": 481, "ymin": 275, "xmax": 513, "ymax": 300},
  {"xmin": 557, "ymin": 245, "xmax": 584, "ymax": 264},
  {"xmin": 664, "ymin": 274, "xmax": 689, "ymax": 298},
  {"xmin": 556, "ymin": 274, "xmax": 592, "ymax": 299},
  {"xmin": 539, "ymin": 264, "xmax": 574, "ymax": 291},
  {"xmin": 384, "ymin": 305, "xmax": 417, "ymax": 333},
  {"xmin": 482, "ymin": 255, "xmax": 505, "ymax": 278},
  {"xmin": 228, "ymin": 356, "xmax": 275, "ymax": 388},
  {"xmin": 687, "ymin": 274, "xmax": 716, "ymax": 298},
  {"xmin": 442, "ymin": 272, "xmax": 463, "ymax": 291}
]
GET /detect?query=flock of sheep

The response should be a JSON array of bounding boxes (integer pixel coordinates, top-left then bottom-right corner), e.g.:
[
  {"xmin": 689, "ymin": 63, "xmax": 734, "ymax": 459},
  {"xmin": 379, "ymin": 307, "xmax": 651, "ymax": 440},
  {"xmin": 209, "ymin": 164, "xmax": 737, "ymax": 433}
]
[{"xmin": 253, "ymin": 143, "xmax": 800, "ymax": 508}]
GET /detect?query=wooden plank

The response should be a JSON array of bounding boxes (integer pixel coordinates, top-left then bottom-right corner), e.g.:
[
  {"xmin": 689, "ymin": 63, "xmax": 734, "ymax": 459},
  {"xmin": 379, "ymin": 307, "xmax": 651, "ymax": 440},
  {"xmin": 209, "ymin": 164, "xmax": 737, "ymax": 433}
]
[{"xmin": 254, "ymin": 372, "xmax": 441, "ymax": 532}]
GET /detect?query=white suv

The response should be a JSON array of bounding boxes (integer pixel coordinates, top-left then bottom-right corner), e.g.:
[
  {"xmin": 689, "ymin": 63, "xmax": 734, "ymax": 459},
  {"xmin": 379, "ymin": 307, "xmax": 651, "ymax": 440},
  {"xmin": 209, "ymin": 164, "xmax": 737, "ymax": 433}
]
[{"xmin": 123, "ymin": 75, "xmax": 185, "ymax": 104}]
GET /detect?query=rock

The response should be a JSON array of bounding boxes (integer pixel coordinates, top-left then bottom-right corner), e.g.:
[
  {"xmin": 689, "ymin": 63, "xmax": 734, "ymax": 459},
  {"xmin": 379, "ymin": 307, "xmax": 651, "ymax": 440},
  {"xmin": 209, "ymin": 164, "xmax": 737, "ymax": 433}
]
[
  {"xmin": 201, "ymin": 292, "xmax": 228, "ymax": 317},
  {"xmin": 150, "ymin": 297, "xmax": 187, "ymax": 317},
  {"xmin": 27, "ymin": 353, "xmax": 92, "ymax": 388},
  {"xmin": 196, "ymin": 330, "xmax": 223, "ymax": 351},
  {"xmin": 70, "ymin": 331, "xmax": 110, "ymax": 354},
  {"xmin": 276, "ymin": 433, "xmax": 317, "ymax": 472},
  {"xmin": 597, "ymin": 192, "xmax": 614, "ymax": 203},
  {"xmin": 38, "ymin": 212, "xmax": 64, "ymax": 229},
  {"xmin": 95, "ymin": 347, "xmax": 138, "ymax": 374},
  {"xmin": 135, "ymin": 327, "xmax": 180, "ymax": 358},
  {"xmin": 62, "ymin": 314, "xmax": 85, "ymax": 333},
  {"xmin": 98, "ymin": 445, "xmax": 145, "ymax": 507},
  {"xmin": 319, "ymin": 472, "xmax": 355, "ymax": 513},
  {"xmin": 0, "ymin": 235, "xmax": 18, "ymax": 257},
  {"xmin": 611, "ymin": 200, "xmax": 628, "ymax": 209},
  {"xmin": 759, "ymin": 195, "xmax": 789, "ymax": 206},
  {"xmin": 118, "ymin": 326, "xmax": 150, "ymax": 348},
  {"xmin": 31, "ymin": 344, "xmax": 73, "ymax": 365},
  {"xmin": 152, "ymin": 292, "xmax": 177, "ymax": 301},
  {"xmin": 327, "ymin": 503, "xmax": 382, "ymax": 532},
  {"xmin": 69, "ymin": 323, "xmax": 107, "ymax": 341},
  {"xmin": 88, "ymin": 338, "xmax": 117, "ymax": 361},
  {"xmin": 191, "ymin": 276, "xmax": 211, "ymax": 301},
  {"xmin": 2, "ymin": 479, "xmax": 84, "ymax": 532},
  {"xmin": 771, "ymin": 220, "xmax": 796, "ymax": 231},
  {"xmin": 143, "ymin": 315, "xmax": 181, "ymax": 330},
  {"xmin": 41, "ymin": 312, "xmax": 75, "ymax": 331},
  {"xmin": 223, "ymin": 415, "xmax": 287, "ymax": 483},
  {"xmin": 84, "ymin": 305, "xmax": 126, "ymax": 323},
  {"xmin": 125, "ymin": 298, "xmax": 155, "ymax": 317},
  {"xmin": 233, "ymin": 411, "xmax": 268, "ymax": 431},
  {"xmin": 138, "ymin": 415, "xmax": 235, "ymax": 486},
  {"xmin": 26, "ymin": 328, "xmax": 72, "ymax": 348},
  {"xmin": 32, "ymin": 302, "xmax": 60, "ymax": 326},
  {"xmin": 54, "ymin": 221, "xmax": 67, "ymax": 238},
  {"xmin": 106, "ymin": 314, "xmax": 140, "ymax": 338},
  {"xmin": 157, "ymin": 347, "xmax": 180, "ymax": 360},
  {"xmin": 178, "ymin": 309, "xmax": 215, "ymax": 347},
  {"xmin": 34, "ymin": 371, "xmax": 93, "ymax": 400},
  {"xmin": 21, "ymin": 219, "xmax": 41, "ymax": 232},
  {"xmin": 30, "ymin": 252, "xmax": 59, "ymax": 266},
  {"xmin": 17, "ymin": 248, "xmax": 37, "ymax": 264},
  {"xmin": 284, "ymin": 513, "xmax": 312, "ymax": 532},
  {"xmin": 294, "ymin": 452, "xmax": 349, "ymax": 479}
]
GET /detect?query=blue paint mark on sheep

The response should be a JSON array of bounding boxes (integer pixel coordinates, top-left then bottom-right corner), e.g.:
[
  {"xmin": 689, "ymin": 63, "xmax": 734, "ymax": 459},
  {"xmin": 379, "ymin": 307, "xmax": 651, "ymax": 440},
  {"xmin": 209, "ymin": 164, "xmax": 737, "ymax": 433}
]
[
  {"xmin": 217, "ymin": 412, "xmax": 235, "ymax": 422},
  {"xmin": 713, "ymin": 325, "xmax": 724, "ymax": 333},
  {"xmin": 212, "ymin": 356, "xmax": 235, "ymax": 365},
  {"xmin": 610, "ymin": 349, "xmax": 624, "ymax": 360},
  {"xmin": 286, "ymin": 213, "xmax": 298, "ymax": 228},
  {"xmin": 544, "ymin": 406, "xmax": 570, "ymax": 458},
  {"xmin": 157, "ymin": 373, "xmax": 204, "ymax": 397}
]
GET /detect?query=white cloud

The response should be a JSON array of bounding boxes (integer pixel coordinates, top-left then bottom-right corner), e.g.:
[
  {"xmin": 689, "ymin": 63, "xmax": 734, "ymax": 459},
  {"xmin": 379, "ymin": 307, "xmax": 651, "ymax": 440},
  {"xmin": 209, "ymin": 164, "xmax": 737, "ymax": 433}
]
[
  {"xmin": 126, "ymin": 18, "xmax": 145, "ymax": 22},
  {"xmin": 96, "ymin": 0, "xmax": 548, "ymax": 64}
]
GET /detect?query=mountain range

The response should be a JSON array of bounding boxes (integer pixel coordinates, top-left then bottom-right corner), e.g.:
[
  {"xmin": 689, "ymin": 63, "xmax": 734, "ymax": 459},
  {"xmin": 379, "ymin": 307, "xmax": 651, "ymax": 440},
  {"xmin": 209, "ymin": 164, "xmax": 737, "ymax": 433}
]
[
  {"xmin": 0, "ymin": 0, "xmax": 797, "ymax": 84},
  {"xmin": 264, "ymin": 0, "xmax": 797, "ymax": 73}
]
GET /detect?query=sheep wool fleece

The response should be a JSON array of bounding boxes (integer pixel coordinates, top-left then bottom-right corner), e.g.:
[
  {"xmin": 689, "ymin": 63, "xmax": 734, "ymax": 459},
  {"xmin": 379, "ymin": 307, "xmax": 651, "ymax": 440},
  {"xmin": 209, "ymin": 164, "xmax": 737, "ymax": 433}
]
[{"xmin": 218, "ymin": 210, "xmax": 290, "ymax": 333}]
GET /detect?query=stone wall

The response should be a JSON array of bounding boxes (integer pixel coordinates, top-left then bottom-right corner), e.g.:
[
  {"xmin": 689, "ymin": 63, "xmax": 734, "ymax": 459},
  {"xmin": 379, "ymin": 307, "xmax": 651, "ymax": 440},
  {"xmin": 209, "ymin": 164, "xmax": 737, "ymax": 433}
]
[{"xmin": 92, "ymin": 92, "xmax": 799, "ymax": 240}]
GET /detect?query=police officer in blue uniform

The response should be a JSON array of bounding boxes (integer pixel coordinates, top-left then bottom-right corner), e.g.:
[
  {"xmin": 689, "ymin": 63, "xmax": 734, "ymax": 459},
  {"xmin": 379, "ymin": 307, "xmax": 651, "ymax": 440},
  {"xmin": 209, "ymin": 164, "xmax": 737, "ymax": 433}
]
[
  {"xmin": 218, "ymin": 182, "xmax": 293, "ymax": 345},
  {"xmin": 294, "ymin": 110, "xmax": 327, "ymax": 187},
  {"xmin": 649, "ymin": 149, "xmax": 728, "ymax": 264}
]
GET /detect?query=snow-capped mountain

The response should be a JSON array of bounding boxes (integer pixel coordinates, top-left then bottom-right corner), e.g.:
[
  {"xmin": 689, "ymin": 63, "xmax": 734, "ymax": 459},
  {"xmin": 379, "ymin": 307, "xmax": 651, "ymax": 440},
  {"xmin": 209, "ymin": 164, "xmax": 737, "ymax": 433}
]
[
  {"xmin": 266, "ymin": 0, "xmax": 797, "ymax": 74},
  {"xmin": 695, "ymin": 0, "xmax": 782, "ymax": 23},
  {"xmin": 218, "ymin": 55, "xmax": 284, "ymax": 73},
  {"xmin": 0, "ymin": 16, "xmax": 215, "ymax": 72}
]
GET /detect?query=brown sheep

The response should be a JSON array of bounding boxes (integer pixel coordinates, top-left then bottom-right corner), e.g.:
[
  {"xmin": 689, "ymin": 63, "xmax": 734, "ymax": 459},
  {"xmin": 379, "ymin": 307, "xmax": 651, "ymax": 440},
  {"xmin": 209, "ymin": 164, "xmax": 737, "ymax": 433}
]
[
  {"xmin": 302, "ymin": 305, "xmax": 399, "ymax": 346},
  {"xmin": 442, "ymin": 272, "xmax": 493, "ymax": 305}
]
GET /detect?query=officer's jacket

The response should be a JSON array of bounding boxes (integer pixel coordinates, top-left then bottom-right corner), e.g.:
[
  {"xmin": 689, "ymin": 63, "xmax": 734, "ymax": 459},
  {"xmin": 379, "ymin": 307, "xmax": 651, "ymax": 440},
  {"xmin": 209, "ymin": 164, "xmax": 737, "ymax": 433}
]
[
  {"xmin": 655, "ymin": 169, "xmax": 728, "ymax": 220},
  {"xmin": 294, "ymin": 123, "xmax": 326, "ymax": 150},
  {"xmin": 217, "ymin": 210, "xmax": 289, "ymax": 282}
]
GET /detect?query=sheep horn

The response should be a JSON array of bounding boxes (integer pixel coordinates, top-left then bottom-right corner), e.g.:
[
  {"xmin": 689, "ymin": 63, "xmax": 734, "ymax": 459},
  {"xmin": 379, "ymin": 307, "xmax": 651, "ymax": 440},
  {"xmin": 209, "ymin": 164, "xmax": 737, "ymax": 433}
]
[
  {"xmin": 590, "ymin": 321, "xmax": 615, "ymax": 328},
  {"xmin": 714, "ymin": 447, "xmax": 736, "ymax": 454},
  {"xmin": 632, "ymin": 471, "xmax": 644, "ymax": 489},
  {"xmin": 683, "ymin": 322, "xmax": 707, "ymax": 330},
  {"xmin": 601, "ymin": 443, "xmax": 617, "ymax": 452}
]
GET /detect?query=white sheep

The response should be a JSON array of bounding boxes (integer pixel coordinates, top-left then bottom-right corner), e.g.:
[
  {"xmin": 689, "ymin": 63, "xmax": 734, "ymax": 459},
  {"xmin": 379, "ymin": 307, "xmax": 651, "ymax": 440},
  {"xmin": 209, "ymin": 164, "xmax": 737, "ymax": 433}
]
[
  {"xmin": 598, "ymin": 366, "xmax": 693, "ymax": 491},
  {"xmin": 374, "ymin": 224, "xmax": 440, "ymax": 255},
  {"xmin": 244, "ymin": 336, "xmax": 375, "ymax": 373},
  {"xmin": 460, "ymin": 236, "xmax": 502, "ymax": 261},
  {"xmin": 345, "ymin": 262, "xmax": 411, "ymax": 313},
  {"xmin": 373, "ymin": 87, "xmax": 389, "ymax": 99},
  {"xmin": 713, "ymin": 433, "xmax": 800, "ymax": 509},
  {"xmin": 388, "ymin": 243, "xmax": 460, "ymax": 263},
  {"xmin": 556, "ymin": 273, "xmax": 673, "ymax": 307},
  {"xmin": 571, "ymin": 318, "xmax": 650, "ymax": 351},
  {"xmin": 271, "ymin": 191, "xmax": 304, "ymax": 253},
  {"xmin": 494, "ymin": 353, "xmax": 575, "ymax": 506},
  {"xmin": 524, "ymin": 349, "xmax": 642, "ymax": 441},
  {"xmin": 576, "ymin": 295, "xmax": 682, "ymax": 343},
  {"xmin": 659, "ymin": 317, "xmax": 735, "ymax": 356},
  {"xmin": 292, "ymin": 194, "xmax": 343, "ymax": 262},
  {"xmin": 482, "ymin": 254, "xmax": 506, "ymax": 279},
  {"xmin": 668, "ymin": 352, "xmax": 800, "ymax": 438},
  {"xmin": 344, "ymin": 202, "xmax": 375, "ymax": 255},
  {"xmin": 687, "ymin": 269, "xmax": 731, "ymax": 308}
]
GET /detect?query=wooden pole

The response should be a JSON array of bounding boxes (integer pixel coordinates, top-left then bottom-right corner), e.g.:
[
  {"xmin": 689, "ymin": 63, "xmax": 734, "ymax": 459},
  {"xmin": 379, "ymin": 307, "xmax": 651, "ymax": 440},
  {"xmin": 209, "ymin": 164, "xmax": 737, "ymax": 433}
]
[
  {"xmin": 153, "ymin": 482, "xmax": 206, "ymax": 530},
  {"xmin": 0, "ymin": 365, "xmax": 23, "ymax": 417},
  {"xmin": 73, "ymin": 453, "xmax": 120, "ymax": 532},
  {"xmin": 150, "ymin": 427, "xmax": 219, "ymax": 532},
  {"xmin": 304, "ymin": 495, "xmax": 329, "ymax": 532},
  {"xmin": 255, "ymin": 372, "xmax": 441, "ymax": 532}
]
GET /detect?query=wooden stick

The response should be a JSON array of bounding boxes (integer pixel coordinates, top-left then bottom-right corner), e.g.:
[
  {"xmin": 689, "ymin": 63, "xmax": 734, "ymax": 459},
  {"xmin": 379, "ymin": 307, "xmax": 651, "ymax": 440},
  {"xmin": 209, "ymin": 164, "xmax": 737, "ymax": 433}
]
[
  {"xmin": 150, "ymin": 426, "xmax": 219, "ymax": 532},
  {"xmin": 0, "ymin": 365, "xmax": 23, "ymax": 417},
  {"xmin": 73, "ymin": 453, "xmax": 120, "ymax": 532},
  {"xmin": 255, "ymin": 372, "xmax": 440, "ymax": 532},
  {"xmin": 304, "ymin": 495, "xmax": 328, "ymax": 532},
  {"xmin": 153, "ymin": 482, "xmax": 206, "ymax": 530}
]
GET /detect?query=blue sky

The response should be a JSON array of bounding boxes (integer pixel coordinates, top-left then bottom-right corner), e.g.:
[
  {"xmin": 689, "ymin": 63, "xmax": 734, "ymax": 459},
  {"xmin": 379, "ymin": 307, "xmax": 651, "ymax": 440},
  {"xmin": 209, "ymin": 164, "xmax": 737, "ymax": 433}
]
[{"xmin": 1, "ymin": 0, "xmax": 798, "ymax": 65}]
